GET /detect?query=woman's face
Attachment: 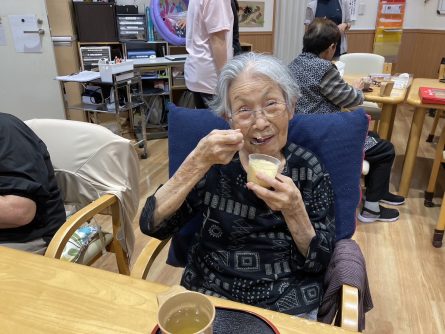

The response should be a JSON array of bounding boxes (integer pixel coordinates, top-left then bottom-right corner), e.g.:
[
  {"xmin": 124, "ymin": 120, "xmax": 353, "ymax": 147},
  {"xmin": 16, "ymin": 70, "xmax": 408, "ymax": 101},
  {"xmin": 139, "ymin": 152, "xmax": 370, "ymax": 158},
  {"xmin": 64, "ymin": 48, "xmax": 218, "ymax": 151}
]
[{"xmin": 228, "ymin": 73, "xmax": 294, "ymax": 159}]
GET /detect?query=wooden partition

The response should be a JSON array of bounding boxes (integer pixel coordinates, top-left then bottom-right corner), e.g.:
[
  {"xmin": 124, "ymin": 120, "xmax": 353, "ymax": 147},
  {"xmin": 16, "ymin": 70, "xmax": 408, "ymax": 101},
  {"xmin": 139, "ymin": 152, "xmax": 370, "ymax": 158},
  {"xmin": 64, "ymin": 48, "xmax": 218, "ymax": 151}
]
[
  {"xmin": 347, "ymin": 29, "xmax": 445, "ymax": 79},
  {"xmin": 396, "ymin": 29, "xmax": 445, "ymax": 78},
  {"xmin": 240, "ymin": 32, "xmax": 274, "ymax": 54}
]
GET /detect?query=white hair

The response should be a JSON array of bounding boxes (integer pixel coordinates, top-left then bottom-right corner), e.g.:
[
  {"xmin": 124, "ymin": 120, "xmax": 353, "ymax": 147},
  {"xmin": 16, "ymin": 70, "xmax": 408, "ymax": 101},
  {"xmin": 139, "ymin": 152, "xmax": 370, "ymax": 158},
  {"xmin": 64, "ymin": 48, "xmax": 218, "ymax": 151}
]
[{"xmin": 209, "ymin": 52, "xmax": 301, "ymax": 118}]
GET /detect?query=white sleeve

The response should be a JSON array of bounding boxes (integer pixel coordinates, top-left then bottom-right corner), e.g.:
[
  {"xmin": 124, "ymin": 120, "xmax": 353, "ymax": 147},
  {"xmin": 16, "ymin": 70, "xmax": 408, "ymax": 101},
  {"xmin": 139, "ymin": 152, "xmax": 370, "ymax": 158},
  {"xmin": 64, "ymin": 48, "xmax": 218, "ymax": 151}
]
[
  {"xmin": 305, "ymin": 1, "xmax": 316, "ymax": 25},
  {"xmin": 343, "ymin": 0, "xmax": 352, "ymax": 24}
]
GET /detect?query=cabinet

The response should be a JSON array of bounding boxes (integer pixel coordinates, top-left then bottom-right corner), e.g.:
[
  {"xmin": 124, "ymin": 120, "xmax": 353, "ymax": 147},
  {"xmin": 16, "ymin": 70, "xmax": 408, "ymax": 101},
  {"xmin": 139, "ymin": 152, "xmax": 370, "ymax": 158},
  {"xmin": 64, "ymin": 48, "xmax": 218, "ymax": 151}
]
[
  {"xmin": 117, "ymin": 14, "xmax": 146, "ymax": 41},
  {"xmin": 58, "ymin": 72, "xmax": 148, "ymax": 159}
]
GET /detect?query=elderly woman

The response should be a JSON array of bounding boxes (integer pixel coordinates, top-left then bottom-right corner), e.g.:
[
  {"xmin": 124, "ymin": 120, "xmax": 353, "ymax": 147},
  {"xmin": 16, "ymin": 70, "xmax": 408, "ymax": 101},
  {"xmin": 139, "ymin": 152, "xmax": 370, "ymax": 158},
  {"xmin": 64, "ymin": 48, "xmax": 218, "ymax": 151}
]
[
  {"xmin": 289, "ymin": 18, "xmax": 404, "ymax": 223},
  {"xmin": 140, "ymin": 53, "xmax": 335, "ymax": 318}
]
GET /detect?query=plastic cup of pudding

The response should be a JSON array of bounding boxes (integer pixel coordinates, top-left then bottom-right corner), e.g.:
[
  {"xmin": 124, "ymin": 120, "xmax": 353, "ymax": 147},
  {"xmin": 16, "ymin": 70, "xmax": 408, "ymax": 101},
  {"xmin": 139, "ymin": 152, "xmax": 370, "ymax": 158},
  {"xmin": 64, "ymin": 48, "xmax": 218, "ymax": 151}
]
[{"xmin": 247, "ymin": 153, "xmax": 281, "ymax": 188}]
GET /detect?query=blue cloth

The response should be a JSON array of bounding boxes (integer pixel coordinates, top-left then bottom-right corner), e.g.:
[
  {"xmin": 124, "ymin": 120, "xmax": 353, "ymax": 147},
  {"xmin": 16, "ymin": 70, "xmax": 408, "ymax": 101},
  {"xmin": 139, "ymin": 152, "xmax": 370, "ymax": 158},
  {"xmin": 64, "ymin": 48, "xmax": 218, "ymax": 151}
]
[
  {"xmin": 315, "ymin": 0, "xmax": 342, "ymax": 57},
  {"xmin": 166, "ymin": 103, "xmax": 368, "ymax": 266}
]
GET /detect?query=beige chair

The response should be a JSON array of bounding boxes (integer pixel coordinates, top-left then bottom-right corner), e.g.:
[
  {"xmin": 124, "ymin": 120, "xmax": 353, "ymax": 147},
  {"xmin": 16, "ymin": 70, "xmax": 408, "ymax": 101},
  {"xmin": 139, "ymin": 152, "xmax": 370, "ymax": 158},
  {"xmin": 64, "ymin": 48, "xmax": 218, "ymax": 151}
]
[
  {"xmin": 339, "ymin": 53, "xmax": 386, "ymax": 131},
  {"xmin": 24, "ymin": 119, "xmax": 140, "ymax": 275}
]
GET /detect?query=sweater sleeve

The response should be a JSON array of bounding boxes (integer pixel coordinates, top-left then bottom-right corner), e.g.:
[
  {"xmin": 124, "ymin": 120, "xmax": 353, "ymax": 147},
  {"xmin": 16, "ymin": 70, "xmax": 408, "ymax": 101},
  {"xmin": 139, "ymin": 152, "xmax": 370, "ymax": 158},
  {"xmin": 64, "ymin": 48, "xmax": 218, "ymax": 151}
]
[{"xmin": 320, "ymin": 67, "xmax": 364, "ymax": 109}]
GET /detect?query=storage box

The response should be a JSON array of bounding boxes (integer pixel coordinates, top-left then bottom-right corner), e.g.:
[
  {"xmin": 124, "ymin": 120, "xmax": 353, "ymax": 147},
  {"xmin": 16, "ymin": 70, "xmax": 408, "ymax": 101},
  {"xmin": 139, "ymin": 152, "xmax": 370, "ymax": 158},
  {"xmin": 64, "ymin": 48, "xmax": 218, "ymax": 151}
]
[
  {"xmin": 419, "ymin": 87, "xmax": 445, "ymax": 105},
  {"xmin": 99, "ymin": 60, "xmax": 134, "ymax": 83}
]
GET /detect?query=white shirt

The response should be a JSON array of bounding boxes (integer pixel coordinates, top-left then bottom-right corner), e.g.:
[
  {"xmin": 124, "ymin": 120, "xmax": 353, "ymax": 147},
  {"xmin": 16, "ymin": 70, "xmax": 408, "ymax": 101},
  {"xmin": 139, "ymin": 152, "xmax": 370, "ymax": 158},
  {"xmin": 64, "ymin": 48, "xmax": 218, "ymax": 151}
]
[{"xmin": 185, "ymin": 0, "xmax": 233, "ymax": 94}]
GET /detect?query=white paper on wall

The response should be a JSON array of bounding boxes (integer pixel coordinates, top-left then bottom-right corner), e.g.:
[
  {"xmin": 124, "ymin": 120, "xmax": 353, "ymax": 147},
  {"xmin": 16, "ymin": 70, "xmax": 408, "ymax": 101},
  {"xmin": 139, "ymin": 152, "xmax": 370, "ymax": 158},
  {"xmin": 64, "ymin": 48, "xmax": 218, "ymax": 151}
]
[
  {"xmin": 382, "ymin": 4, "xmax": 402, "ymax": 15},
  {"xmin": 8, "ymin": 15, "xmax": 42, "ymax": 53},
  {"xmin": 349, "ymin": 0, "xmax": 358, "ymax": 21}
]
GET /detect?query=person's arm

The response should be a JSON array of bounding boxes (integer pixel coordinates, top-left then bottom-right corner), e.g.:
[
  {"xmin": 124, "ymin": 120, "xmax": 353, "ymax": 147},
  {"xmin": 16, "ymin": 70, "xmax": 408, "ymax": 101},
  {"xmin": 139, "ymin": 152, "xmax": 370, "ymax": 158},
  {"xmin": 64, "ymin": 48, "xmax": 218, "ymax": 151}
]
[
  {"xmin": 0, "ymin": 195, "xmax": 36, "ymax": 228},
  {"xmin": 338, "ymin": 0, "xmax": 352, "ymax": 33},
  {"xmin": 246, "ymin": 172, "xmax": 315, "ymax": 255},
  {"xmin": 149, "ymin": 129, "xmax": 244, "ymax": 228},
  {"xmin": 320, "ymin": 66, "xmax": 364, "ymax": 108},
  {"xmin": 209, "ymin": 30, "xmax": 229, "ymax": 74},
  {"xmin": 246, "ymin": 167, "xmax": 335, "ymax": 270}
]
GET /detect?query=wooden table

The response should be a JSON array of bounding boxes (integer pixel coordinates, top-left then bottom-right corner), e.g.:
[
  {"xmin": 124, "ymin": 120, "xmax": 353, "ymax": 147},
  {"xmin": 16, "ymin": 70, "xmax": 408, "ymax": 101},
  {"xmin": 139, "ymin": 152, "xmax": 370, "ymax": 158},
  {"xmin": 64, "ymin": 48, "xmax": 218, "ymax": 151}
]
[
  {"xmin": 344, "ymin": 75, "xmax": 408, "ymax": 140},
  {"xmin": 399, "ymin": 78, "xmax": 445, "ymax": 197},
  {"xmin": 0, "ymin": 247, "xmax": 349, "ymax": 334}
]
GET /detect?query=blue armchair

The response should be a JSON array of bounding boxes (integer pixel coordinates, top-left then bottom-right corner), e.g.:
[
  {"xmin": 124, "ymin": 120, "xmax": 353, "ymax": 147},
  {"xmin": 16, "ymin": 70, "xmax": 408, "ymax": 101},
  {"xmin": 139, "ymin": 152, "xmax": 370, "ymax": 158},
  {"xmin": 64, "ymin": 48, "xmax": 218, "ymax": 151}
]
[{"xmin": 133, "ymin": 104, "xmax": 370, "ymax": 331}]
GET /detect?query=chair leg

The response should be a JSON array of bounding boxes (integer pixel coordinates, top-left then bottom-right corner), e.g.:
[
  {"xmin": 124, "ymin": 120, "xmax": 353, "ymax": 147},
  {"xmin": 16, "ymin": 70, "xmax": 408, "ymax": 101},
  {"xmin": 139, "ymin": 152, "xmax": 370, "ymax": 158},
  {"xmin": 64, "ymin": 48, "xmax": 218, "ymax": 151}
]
[
  {"xmin": 372, "ymin": 119, "xmax": 379, "ymax": 133},
  {"xmin": 427, "ymin": 110, "xmax": 442, "ymax": 142},
  {"xmin": 425, "ymin": 126, "xmax": 445, "ymax": 207},
  {"xmin": 433, "ymin": 195, "xmax": 445, "ymax": 248},
  {"xmin": 111, "ymin": 201, "xmax": 130, "ymax": 275}
]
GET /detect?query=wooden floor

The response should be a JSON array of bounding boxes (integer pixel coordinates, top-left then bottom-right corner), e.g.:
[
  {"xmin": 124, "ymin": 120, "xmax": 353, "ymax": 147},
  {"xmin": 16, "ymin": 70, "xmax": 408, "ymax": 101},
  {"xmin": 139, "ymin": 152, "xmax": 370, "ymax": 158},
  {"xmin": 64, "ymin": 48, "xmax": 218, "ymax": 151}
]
[{"xmin": 94, "ymin": 104, "xmax": 445, "ymax": 334}]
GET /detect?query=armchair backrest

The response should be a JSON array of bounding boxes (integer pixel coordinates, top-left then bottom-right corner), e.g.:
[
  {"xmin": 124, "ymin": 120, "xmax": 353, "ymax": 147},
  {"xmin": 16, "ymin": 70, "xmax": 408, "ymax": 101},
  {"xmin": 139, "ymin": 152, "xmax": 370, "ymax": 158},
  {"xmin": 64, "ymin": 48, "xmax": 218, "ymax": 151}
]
[
  {"xmin": 25, "ymin": 119, "xmax": 139, "ymax": 257},
  {"xmin": 339, "ymin": 53, "xmax": 385, "ymax": 76},
  {"xmin": 166, "ymin": 104, "xmax": 368, "ymax": 266}
]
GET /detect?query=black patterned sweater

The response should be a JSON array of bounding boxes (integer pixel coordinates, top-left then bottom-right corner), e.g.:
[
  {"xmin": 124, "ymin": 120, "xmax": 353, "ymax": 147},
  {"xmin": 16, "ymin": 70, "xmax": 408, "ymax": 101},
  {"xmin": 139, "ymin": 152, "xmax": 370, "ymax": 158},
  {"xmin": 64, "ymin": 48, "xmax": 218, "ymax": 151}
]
[{"xmin": 140, "ymin": 142, "xmax": 336, "ymax": 315}]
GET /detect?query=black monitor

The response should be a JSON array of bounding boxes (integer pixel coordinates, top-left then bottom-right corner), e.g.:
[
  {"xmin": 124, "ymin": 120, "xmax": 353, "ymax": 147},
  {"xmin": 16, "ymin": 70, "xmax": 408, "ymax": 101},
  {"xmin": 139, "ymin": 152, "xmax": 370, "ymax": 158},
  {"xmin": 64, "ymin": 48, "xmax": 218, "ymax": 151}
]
[{"xmin": 124, "ymin": 41, "xmax": 167, "ymax": 58}]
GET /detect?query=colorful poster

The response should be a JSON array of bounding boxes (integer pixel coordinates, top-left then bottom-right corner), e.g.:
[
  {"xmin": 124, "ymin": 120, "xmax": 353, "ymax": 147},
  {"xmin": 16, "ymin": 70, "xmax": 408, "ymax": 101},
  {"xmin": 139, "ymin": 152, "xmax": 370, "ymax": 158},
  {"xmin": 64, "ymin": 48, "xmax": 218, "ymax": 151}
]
[{"xmin": 373, "ymin": 0, "xmax": 406, "ymax": 63}]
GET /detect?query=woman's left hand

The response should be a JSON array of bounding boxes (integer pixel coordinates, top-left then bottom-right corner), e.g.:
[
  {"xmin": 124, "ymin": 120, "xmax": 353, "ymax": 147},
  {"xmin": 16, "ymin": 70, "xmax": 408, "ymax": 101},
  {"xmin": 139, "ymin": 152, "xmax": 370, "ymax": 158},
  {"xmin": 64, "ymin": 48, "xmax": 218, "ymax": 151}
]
[
  {"xmin": 338, "ymin": 22, "xmax": 349, "ymax": 33},
  {"xmin": 246, "ymin": 173, "xmax": 305, "ymax": 215},
  {"xmin": 247, "ymin": 172, "xmax": 315, "ymax": 255}
]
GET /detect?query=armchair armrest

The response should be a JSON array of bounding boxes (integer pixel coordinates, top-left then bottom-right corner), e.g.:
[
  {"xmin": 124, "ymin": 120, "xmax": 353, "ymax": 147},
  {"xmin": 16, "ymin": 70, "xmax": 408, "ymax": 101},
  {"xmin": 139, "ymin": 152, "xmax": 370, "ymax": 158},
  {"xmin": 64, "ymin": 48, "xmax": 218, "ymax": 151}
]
[
  {"xmin": 340, "ymin": 284, "xmax": 359, "ymax": 332},
  {"xmin": 45, "ymin": 194, "xmax": 117, "ymax": 259},
  {"xmin": 131, "ymin": 237, "xmax": 170, "ymax": 279}
]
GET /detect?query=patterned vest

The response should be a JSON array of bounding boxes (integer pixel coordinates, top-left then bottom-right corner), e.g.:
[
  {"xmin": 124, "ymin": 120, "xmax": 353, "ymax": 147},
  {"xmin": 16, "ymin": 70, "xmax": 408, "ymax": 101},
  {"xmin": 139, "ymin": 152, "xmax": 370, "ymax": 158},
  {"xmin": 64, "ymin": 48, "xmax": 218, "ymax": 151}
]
[{"xmin": 289, "ymin": 52, "xmax": 340, "ymax": 115}]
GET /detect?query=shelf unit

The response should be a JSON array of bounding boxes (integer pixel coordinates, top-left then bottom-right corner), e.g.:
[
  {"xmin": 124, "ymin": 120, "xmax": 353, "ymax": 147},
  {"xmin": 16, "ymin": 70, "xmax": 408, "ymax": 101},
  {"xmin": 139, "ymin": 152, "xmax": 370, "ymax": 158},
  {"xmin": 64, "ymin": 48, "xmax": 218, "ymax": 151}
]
[
  {"xmin": 137, "ymin": 64, "xmax": 171, "ymax": 139},
  {"xmin": 75, "ymin": 40, "xmax": 189, "ymax": 140},
  {"xmin": 59, "ymin": 73, "xmax": 148, "ymax": 159}
]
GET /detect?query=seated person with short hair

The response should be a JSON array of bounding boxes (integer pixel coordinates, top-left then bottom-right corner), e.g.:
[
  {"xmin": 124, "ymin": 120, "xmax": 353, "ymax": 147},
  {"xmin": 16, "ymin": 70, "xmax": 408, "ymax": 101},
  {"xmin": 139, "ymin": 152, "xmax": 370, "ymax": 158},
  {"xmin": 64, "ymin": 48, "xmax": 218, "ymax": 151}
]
[
  {"xmin": 0, "ymin": 113, "xmax": 65, "ymax": 253},
  {"xmin": 289, "ymin": 18, "xmax": 404, "ymax": 223},
  {"xmin": 140, "ymin": 53, "xmax": 336, "ymax": 319}
]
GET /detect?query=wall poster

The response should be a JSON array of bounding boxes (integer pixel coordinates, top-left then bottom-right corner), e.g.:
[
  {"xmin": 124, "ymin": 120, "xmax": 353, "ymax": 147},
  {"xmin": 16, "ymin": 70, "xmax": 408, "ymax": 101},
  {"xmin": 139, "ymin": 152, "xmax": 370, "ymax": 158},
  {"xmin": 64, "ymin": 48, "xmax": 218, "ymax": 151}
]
[
  {"xmin": 348, "ymin": 0, "xmax": 358, "ymax": 21},
  {"xmin": 373, "ymin": 0, "xmax": 406, "ymax": 63},
  {"xmin": 238, "ymin": 0, "xmax": 274, "ymax": 32}
]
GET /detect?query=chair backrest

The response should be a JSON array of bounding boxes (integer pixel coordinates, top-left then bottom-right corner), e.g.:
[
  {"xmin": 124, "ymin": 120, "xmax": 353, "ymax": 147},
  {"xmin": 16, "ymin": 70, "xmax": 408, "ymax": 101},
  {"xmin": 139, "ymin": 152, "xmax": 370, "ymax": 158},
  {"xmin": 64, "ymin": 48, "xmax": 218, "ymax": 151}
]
[
  {"xmin": 25, "ymin": 119, "xmax": 140, "ymax": 257},
  {"xmin": 166, "ymin": 103, "xmax": 368, "ymax": 266},
  {"xmin": 339, "ymin": 53, "xmax": 385, "ymax": 76}
]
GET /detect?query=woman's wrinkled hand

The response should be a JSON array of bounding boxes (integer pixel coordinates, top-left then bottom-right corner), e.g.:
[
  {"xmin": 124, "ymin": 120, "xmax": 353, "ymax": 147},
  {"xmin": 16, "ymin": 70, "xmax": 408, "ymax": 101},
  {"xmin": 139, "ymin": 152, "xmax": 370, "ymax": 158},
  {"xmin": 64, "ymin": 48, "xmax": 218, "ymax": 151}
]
[
  {"xmin": 246, "ymin": 173, "xmax": 306, "ymax": 214},
  {"xmin": 191, "ymin": 129, "xmax": 244, "ymax": 169}
]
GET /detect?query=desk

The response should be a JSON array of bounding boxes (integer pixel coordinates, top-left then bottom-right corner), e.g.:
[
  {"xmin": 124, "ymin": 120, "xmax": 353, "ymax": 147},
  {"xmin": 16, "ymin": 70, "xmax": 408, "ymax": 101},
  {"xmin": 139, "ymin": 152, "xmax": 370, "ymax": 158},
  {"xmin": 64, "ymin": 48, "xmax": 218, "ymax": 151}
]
[
  {"xmin": 344, "ymin": 75, "xmax": 408, "ymax": 140},
  {"xmin": 0, "ymin": 247, "xmax": 348, "ymax": 334},
  {"xmin": 132, "ymin": 56, "xmax": 187, "ymax": 67},
  {"xmin": 399, "ymin": 78, "xmax": 445, "ymax": 197}
]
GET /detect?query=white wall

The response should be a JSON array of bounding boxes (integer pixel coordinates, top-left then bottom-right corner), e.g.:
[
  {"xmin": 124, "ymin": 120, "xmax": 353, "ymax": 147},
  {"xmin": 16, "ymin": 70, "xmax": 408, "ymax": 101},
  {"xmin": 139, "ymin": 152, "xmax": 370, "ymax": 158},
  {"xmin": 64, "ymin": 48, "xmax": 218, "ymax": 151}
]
[
  {"xmin": 0, "ymin": 0, "xmax": 65, "ymax": 121},
  {"xmin": 351, "ymin": 0, "xmax": 445, "ymax": 30}
]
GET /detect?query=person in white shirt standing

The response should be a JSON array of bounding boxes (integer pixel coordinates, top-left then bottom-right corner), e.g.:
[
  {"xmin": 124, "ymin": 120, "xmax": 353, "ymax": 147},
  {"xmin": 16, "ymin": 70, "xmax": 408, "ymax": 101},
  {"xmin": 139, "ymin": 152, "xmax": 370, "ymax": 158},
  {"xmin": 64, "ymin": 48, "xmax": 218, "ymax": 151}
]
[{"xmin": 185, "ymin": 0, "xmax": 233, "ymax": 108}]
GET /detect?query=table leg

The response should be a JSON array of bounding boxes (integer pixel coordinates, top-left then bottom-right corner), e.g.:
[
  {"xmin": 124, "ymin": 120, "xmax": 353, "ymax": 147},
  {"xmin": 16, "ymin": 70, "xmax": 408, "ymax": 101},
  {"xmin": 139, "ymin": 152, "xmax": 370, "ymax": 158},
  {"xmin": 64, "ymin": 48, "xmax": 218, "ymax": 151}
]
[
  {"xmin": 433, "ymin": 195, "xmax": 445, "ymax": 247},
  {"xmin": 377, "ymin": 103, "xmax": 393, "ymax": 140},
  {"xmin": 425, "ymin": 125, "xmax": 445, "ymax": 206},
  {"xmin": 398, "ymin": 107, "xmax": 427, "ymax": 197},
  {"xmin": 387, "ymin": 104, "xmax": 398, "ymax": 141}
]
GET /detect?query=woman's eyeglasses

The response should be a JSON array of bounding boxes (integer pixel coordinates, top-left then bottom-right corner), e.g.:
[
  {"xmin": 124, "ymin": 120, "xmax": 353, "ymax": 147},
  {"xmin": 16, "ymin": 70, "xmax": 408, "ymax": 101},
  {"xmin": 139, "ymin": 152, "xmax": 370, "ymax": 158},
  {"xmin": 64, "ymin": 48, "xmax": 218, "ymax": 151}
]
[{"xmin": 230, "ymin": 101, "xmax": 287, "ymax": 126}]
